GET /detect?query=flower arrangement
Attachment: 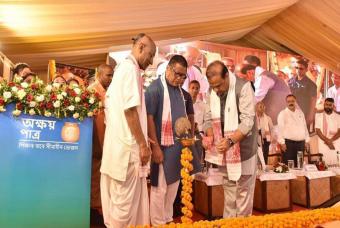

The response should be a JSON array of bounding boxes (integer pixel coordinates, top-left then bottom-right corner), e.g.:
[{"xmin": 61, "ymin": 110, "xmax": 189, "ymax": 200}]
[
  {"xmin": 180, "ymin": 147, "xmax": 194, "ymax": 224},
  {"xmin": 273, "ymin": 163, "xmax": 289, "ymax": 173},
  {"xmin": 130, "ymin": 207, "xmax": 340, "ymax": 228},
  {"xmin": 0, "ymin": 76, "xmax": 101, "ymax": 121}
]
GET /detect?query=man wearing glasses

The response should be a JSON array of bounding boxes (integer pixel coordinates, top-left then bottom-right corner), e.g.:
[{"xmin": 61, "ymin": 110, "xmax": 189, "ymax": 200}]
[
  {"xmin": 146, "ymin": 55, "xmax": 200, "ymax": 226},
  {"xmin": 288, "ymin": 59, "xmax": 317, "ymax": 129}
]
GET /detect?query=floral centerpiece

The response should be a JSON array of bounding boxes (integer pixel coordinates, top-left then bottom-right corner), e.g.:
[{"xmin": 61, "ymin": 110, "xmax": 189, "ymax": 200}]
[
  {"xmin": 273, "ymin": 162, "xmax": 289, "ymax": 173},
  {"xmin": 0, "ymin": 76, "xmax": 101, "ymax": 121}
]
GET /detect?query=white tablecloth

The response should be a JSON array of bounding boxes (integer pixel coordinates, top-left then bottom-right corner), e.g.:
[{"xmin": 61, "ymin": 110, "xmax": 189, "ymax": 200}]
[
  {"xmin": 194, "ymin": 168, "xmax": 224, "ymax": 186},
  {"xmin": 257, "ymin": 172, "xmax": 296, "ymax": 181},
  {"xmin": 329, "ymin": 167, "xmax": 340, "ymax": 175},
  {"xmin": 290, "ymin": 170, "xmax": 336, "ymax": 179}
]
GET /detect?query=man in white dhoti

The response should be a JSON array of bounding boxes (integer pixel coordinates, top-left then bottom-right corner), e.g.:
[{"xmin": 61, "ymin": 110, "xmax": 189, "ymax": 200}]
[
  {"xmin": 315, "ymin": 98, "xmax": 340, "ymax": 165},
  {"xmin": 205, "ymin": 61, "xmax": 257, "ymax": 218},
  {"xmin": 100, "ymin": 33, "xmax": 156, "ymax": 228}
]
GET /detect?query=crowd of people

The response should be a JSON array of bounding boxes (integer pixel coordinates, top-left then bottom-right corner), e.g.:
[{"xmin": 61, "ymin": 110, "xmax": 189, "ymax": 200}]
[{"xmin": 2, "ymin": 33, "xmax": 339, "ymax": 228}]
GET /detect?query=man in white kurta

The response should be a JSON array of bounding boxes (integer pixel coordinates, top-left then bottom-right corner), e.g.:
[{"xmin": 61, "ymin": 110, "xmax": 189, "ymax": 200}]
[
  {"xmin": 315, "ymin": 98, "xmax": 340, "ymax": 165},
  {"xmin": 100, "ymin": 34, "xmax": 156, "ymax": 228}
]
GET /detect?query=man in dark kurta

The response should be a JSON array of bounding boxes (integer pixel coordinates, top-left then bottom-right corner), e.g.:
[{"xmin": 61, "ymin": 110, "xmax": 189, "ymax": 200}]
[{"xmin": 146, "ymin": 55, "xmax": 200, "ymax": 226}]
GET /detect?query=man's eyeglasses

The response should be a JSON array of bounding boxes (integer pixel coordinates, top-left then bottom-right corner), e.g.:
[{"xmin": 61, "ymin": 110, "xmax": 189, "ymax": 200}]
[
  {"xmin": 295, "ymin": 67, "xmax": 305, "ymax": 70},
  {"xmin": 171, "ymin": 67, "xmax": 187, "ymax": 80}
]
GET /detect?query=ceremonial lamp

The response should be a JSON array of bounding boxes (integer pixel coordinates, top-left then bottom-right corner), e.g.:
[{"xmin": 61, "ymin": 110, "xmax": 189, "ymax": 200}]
[{"xmin": 174, "ymin": 117, "xmax": 195, "ymax": 224}]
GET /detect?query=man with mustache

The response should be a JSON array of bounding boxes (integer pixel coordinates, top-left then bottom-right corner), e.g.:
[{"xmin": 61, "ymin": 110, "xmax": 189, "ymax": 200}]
[
  {"xmin": 315, "ymin": 98, "xmax": 340, "ymax": 165},
  {"xmin": 277, "ymin": 94, "xmax": 310, "ymax": 166}
]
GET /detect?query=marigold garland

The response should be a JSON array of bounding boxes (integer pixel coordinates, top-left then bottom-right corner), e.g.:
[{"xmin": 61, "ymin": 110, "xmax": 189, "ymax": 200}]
[
  {"xmin": 180, "ymin": 147, "xmax": 194, "ymax": 224},
  {"xmin": 136, "ymin": 207, "xmax": 339, "ymax": 228}
]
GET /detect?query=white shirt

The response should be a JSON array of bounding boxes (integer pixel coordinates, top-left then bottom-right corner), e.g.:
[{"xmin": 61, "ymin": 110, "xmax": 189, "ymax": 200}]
[
  {"xmin": 315, "ymin": 112, "xmax": 340, "ymax": 138},
  {"xmin": 257, "ymin": 114, "xmax": 273, "ymax": 141},
  {"xmin": 327, "ymin": 86, "xmax": 340, "ymax": 112},
  {"xmin": 193, "ymin": 99, "xmax": 210, "ymax": 132},
  {"xmin": 101, "ymin": 55, "xmax": 147, "ymax": 181},
  {"xmin": 182, "ymin": 66, "xmax": 209, "ymax": 96},
  {"xmin": 277, "ymin": 108, "xmax": 310, "ymax": 144},
  {"xmin": 315, "ymin": 111, "xmax": 340, "ymax": 164},
  {"xmin": 254, "ymin": 66, "xmax": 275, "ymax": 102}
]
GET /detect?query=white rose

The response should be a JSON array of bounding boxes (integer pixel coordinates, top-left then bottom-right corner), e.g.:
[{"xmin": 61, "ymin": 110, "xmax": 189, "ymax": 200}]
[
  {"xmin": 29, "ymin": 101, "xmax": 36, "ymax": 108},
  {"xmin": 0, "ymin": 106, "xmax": 6, "ymax": 112},
  {"xmin": 44, "ymin": 111, "xmax": 52, "ymax": 117},
  {"xmin": 87, "ymin": 112, "xmax": 93, "ymax": 117},
  {"xmin": 62, "ymin": 92, "xmax": 67, "ymax": 97},
  {"xmin": 68, "ymin": 105, "xmax": 75, "ymax": 111},
  {"xmin": 17, "ymin": 89, "xmax": 26, "ymax": 100},
  {"xmin": 12, "ymin": 109, "xmax": 21, "ymax": 116},
  {"xmin": 28, "ymin": 109, "xmax": 36, "ymax": 115},
  {"xmin": 75, "ymin": 97, "xmax": 81, "ymax": 103},
  {"xmin": 45, "ymin": 85, "xmax": 52, "ymax": 92},
  {"xmin": 21, "ymin": 82, "xmax": 29, "ymax": 89},
  {"xmin": 52, "ymin": 82, "xmax": 61, "ymax": 89},
  {"xmin": 57, "ymin": 94, "xmax": 63, "ymax": 100},
  {"xmin": 74, "ymin": 88, "xmax": 81, "ymax": 95},
  {"xmin": 89, "ymin": 97, "xmax": 95, "ymax": 104},
  {"xmin": 35, "ymin": 95, "xmax": 44, "ymax": 102},
  {"xmin": 3, "ymin": 91, "xmax": 12, "ymax": 100},
  {"xmin": 11, "ymin": 86, "xmax": 18, "ymax": 92},
  {"xmin": 53, "ymin": 100, "xmax": 61, "ymax": 108},
  {"xmin": 36, "ymin": 79, "xmax": 44, "ymax": 85},
  {"xmin": 73, "ymin": 112, "xmax": 79, "ymax": 119},
  {"xmin": 277, "ymin": 166, "xmax": 282, "ymax": 172},
  {"xmin": 13, "ymin": 76, "xmax": 23, "ymax": 83}
]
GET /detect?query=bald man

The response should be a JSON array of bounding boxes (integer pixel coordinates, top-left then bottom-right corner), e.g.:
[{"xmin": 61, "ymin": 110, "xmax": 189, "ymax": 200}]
[
  {"xmin": 100, "ymin": 33, "xmax": 155, "ymax": 228},
  {"xmin": 182, "ymin": 46, "xmax": 209, "ymax": 100},
  {"xmin": 222, "ymin": 57, "xmax": 236, "ymax": 74},
  {"xmin": 87, "ymin": 64, "xmax": 113, "ymax": 224}
]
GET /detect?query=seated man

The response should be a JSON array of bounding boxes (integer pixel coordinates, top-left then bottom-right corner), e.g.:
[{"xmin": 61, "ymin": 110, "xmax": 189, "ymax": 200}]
[{"xmin": 315, "ymin": 98, "xmax": 340, "ymax": 165}]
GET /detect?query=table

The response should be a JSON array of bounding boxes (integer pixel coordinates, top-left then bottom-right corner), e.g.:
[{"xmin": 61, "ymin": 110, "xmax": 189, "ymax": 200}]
[
  {"xmin": 193, "ymin": 169, "xmax": 224, "ymax": 219},
  {"xmin": 290, "ymin": 170, "xmax": 335, "ymax": 208},
  {"xmin": 254, "ymin": 172, "xmax": 296, "ymax": 213}
]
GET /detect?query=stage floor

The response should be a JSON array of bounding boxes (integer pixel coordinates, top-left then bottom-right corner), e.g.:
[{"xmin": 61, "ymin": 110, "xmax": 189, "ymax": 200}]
[{"xmin": 90, "ymin": 204, "xmax": 309, "ymax": 228}]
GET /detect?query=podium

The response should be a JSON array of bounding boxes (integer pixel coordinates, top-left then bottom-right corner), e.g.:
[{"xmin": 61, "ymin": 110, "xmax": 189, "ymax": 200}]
[
  {"xmin": 290, "ymin": 170, "xmax": 334, "ymax": 208},
  {"xmin": 254, "ymin": 172, "xmax": 296, "ymax": 213},
  {"xmin": 0, "ymin": 107, "xmax": 93, "ymax": 228}
]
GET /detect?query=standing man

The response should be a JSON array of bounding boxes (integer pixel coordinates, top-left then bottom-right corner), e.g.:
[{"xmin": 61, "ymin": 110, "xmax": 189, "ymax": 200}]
[
  {"xmin": 87, "ymin": 64, "xmax": 113, "ymax": 224},
  {"xmin": 146, "ymin": 55, "xmax": 200, "ymax": 225},
  {"xmin": 181, "ymin": 46, "xmax": 209, "ymax": 100},
  {"xmin": 256, "ymin": 101, "xmax": 273, "ymax": 164},
  {"xmin": 244, "ymin": 55, "xmax": 290, "ymax": 125},
  {"xmin": 288, "ymin": 59, "xmax": 317, "ymax": 129},
  {"xmin": 188, "ymin": 80, "xmax": 212, "ymax": 135},
  {"xmin": 205, "ymin": 61, "xmax": 257, "ymax": 218},
  {"xmin": 327, "ymin": 72, "xmax": 340, "ymax": 113},
  {"xmin": 315, "ymin": 98, "xmax": 340, "ymax": 165},
  {"xmin": 277, "ymin": 94, "xmax": 310, "ymax": 166},
  {"xmin": 100, "ymin": 33, "xmax": 156, "ymax": 228},
  {"xmin": 222, "ymin": 57, "xmax": 236, "ymax": 74}
]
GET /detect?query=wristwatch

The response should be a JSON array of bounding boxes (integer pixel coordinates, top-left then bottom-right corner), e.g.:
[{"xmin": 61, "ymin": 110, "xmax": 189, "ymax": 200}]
[{"xmin": 227, "ymin": 137, "xmax": 235, "ymax": 147}]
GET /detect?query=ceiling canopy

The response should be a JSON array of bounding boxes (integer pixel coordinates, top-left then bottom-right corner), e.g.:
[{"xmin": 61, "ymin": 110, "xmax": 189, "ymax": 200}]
[{"xmin": 0, "ymin": 0, "xmax": 339, "ymax": 73}]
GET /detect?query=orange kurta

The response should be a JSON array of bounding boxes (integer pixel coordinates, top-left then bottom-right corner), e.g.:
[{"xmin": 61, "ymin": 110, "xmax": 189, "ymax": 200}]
[{"xmin": 88, "ymin": 80, "xmax": 106, "ymax": 208}]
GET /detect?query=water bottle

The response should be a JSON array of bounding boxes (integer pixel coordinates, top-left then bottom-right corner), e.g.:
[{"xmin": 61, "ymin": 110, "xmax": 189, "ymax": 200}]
[{"xmin": 297, "ymin": 151, "xmax": 303, "ymax": 169}]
